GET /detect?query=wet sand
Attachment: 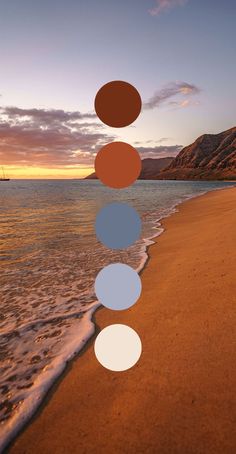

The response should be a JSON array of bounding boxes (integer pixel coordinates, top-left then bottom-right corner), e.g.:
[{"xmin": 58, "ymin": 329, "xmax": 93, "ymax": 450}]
[{"xmin": 10, "ymin": 187, "xmax": 236, "ymax": 454}]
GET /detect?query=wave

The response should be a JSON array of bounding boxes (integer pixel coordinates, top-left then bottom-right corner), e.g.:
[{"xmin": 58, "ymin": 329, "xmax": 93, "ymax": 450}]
[
  {"xmin": 0, "ymin": 301, "xmax": 100, "ymax": 452},
  {"xmin": 1, "ymin": 183, "xmax": 235, "ymax": 452}
]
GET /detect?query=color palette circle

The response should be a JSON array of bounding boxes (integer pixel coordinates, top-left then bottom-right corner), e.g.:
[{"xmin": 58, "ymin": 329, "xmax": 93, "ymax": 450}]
[
  {"xmin": 95, "ymin": 202, "xmax": 141, "ymax": 249},
  {"xmin": 94, "ymin": 324, "xmax": 142, "ymax": 371},
  {"xmin": 95, "ymin": 142, "xmax": 141, "ymax": 189},
  {"xmin": 94, "ymin": 80, "xmax": 142, "ymax": 128},
  {"xmin": 95, "ymin": 263, "xmax": 141, "ymax": 310},
  {"xmin": 93, "ymin": 81, "xmax": 143, "ymax": 372}
]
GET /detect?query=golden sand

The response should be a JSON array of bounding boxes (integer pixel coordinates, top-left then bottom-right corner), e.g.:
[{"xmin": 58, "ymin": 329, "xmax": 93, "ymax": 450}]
[{"xmin": 10, "ymin": 187, "xmax": 236, "ymax": 453}]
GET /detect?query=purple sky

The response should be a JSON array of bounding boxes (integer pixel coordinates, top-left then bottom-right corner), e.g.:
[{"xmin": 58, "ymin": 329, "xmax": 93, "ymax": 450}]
[{"xmin": 0, "ymin": 0, "xmax": 235, "ymax": 177}]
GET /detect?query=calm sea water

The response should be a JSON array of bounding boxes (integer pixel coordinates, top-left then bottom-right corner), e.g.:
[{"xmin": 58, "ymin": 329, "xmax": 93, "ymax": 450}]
[{"xmin": 0, "ymin": 179, "xmax": 234, "ymax": 449}]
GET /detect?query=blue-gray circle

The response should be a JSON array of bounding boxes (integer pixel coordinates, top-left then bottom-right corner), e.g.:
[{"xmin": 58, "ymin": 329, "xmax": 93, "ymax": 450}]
[
  {"xmin": 95, "ymin": 202, "xmax": 141, "ymax": 249},
  {"xmin": 95, "ymin": 263, "xmax": 142, "ymax": 310}
]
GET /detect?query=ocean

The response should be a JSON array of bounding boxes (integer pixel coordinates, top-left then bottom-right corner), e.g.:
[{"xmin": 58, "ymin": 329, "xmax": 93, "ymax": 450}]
[{"xmin": 0, "ymin": 179, "xmax": 234, "ymax": 449}]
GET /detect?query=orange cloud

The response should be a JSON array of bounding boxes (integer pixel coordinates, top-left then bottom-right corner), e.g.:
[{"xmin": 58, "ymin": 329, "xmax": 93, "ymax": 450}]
[
  {"xmin": 143, "ymin": 81, "xmax": 201, "ymax": 110},
  {"xmin": 0, "ymin": 107, "xmax": 114, "ymax": 173}
]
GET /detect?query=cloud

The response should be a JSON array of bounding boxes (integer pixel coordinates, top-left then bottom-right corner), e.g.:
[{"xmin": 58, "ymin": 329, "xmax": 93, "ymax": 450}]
[
  {"xmin": 134, "ymin": 137, "xmax": 170, "ymax": 145},
  {"xmin": 0, "ymin": 102, "xmax": 184, "ymax": 168},
  {"xmin": 169, "ymin": 98, "xmax": 200, "ymax": 108},
  {"xmin": 0, "ymin": 107, "xmax": 114, "ymax": 167},
  {"xmin": 143, "ymin": 81, "xmax": 201, "ymax": 110},
  {"xmin": 156, "ymin": 137, "xmax": 170, "ymax": 143},
  {"xmin": 137, "ymin": 144, "xmax": 182, "ymax": 159},
  {"xmin": 4, "ymin": 107, "xmax": 96, "ymax": 124},
  {"xmin": 149, "ymin": 0, "xmax": 188, "ymax": 16}
]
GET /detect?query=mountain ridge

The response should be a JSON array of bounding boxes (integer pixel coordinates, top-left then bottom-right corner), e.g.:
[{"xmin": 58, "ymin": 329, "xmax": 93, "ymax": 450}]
[
  {"xmin": 158, "ymin": 126, "xmax": 236, "ymax": 180},
  {"xmin": 85, "ymin": 127, "xmax": 236, "ymax": 181},
  {"xmin": 85, "ymin": 157, "xmax": 174, "ymax": 180}
]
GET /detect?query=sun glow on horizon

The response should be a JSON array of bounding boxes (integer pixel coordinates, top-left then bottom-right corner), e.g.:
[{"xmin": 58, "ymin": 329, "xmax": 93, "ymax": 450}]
[{"xmin": 2, "ymin": 165, "xmax": 94, "ymax": 179}]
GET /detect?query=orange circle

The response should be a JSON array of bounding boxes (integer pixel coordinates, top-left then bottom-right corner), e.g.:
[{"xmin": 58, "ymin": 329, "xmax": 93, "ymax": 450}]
[
  {"xmin": 95, "ymin": 142, "xmax": 141, "ymax": 189},
  {"xmin": 94, "ymin": 81, "xmax": 142, "ymax": 128}
]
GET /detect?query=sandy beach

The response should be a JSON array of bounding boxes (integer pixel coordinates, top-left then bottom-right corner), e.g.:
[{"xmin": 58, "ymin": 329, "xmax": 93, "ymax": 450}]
[{"xmin": 9, "ymin": 187, "xmax": 236, "ymax": 454}]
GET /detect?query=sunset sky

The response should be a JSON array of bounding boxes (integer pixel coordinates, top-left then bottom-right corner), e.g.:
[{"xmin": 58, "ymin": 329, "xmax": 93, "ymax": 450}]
[{"xmin": 0, "ymin": 0, "xmax": 235, "ymax": 178}]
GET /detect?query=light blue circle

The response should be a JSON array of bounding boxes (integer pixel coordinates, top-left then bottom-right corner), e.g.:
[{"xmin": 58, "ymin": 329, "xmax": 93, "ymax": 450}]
[
  {"xmin": 95, "ymin": 263, "xmax": 142, "ymax": 310},
  {"xmin": 95, "ymin": 202, "xmax": 141, "ymax": 249}
]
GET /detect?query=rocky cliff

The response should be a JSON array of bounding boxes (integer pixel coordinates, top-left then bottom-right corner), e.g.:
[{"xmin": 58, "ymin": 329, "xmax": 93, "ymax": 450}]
[
  {"xmin": 158, "ymin": 127, "xmax": 236, "ymax": 180},
  {"xmin": 85, "ymin": 157, "xmax": 173, "ymax": 180}
]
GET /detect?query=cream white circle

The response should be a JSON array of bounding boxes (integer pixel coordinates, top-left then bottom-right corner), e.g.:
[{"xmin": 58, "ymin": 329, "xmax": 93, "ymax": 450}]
[{"xmin": 94, "ymin": 324, "xmax": 142, "ymax": 371}]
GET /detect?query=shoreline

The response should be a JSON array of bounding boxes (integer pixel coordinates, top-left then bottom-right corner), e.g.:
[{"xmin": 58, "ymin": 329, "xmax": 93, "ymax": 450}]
[
  {"xmin": 1, "ymin": 184, "xmax": 222, "ymax": 450},
  {"xmin": 7, "ymin": 186, "xmax": 236, "ymax": 453}
]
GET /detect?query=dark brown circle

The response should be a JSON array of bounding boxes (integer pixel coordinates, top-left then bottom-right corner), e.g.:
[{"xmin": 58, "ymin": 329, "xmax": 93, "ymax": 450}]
[
  {"xmin": 94, "ymin": 81, "xmax": 142, "ymax": 128},
  {"xmin": 95, "ymin": 142, "xmax": 141, "ymax": 189}
]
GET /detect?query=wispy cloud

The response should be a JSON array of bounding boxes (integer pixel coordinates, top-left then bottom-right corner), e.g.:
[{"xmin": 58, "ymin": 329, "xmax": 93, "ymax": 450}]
[
  {"xmin": 169, "ymin": 98, "xmax": 200, "ymax": 108},
  {"xmin": 149, "ymin": 0, "xmax": 188, "ymax": 16},
  {"xmin": 143, "ymin": 81, "xmax": 201, "ymax": 110},
  {"xmin": 0, "ymin": 106, "xmax": 114, "ymax": 167},
  {"xmin": 4, "ymin": 107, "xmax": 96, "ymax": 124},
  {"xmin": 0, "ymin": 94, "xmax": 187, "ymax": 168},
  {"xmin": 134, "ymin": 137, "xmax": 170, "ymax": 145},
  {"xmin": 156, "ymin": 137, "xmax": 170, "ymax": 143},
  {"xmin": 137, "ymin": 144, "xmax": 182, "ymax": 158}
]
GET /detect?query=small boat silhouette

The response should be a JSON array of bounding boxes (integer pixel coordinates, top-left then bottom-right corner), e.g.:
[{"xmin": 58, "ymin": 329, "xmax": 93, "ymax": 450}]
[{"xmin": 0, "ymin": 166, "xmax": 10, "ymax": 181}]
